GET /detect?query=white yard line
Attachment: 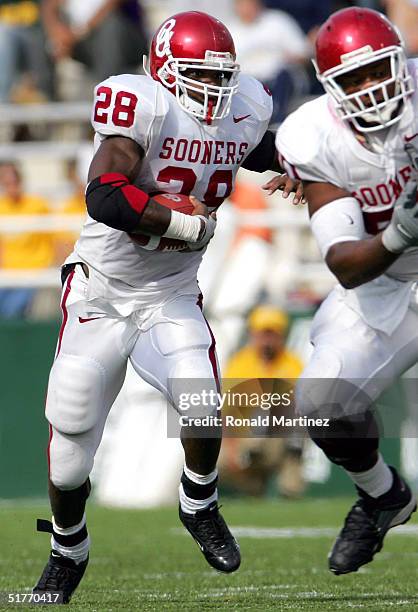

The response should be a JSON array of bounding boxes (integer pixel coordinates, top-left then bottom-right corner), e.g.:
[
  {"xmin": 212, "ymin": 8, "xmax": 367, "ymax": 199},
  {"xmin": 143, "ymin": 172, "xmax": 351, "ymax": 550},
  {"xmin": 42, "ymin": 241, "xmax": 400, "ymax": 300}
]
[{"xmin": 173, "ymin": 524, "xmax": 418, "ymax": 538}]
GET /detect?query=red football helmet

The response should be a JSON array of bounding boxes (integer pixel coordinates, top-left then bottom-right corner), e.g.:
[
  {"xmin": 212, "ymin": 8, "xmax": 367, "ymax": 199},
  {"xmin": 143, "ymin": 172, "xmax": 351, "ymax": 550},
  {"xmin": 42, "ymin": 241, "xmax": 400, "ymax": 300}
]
[
  {"xmin": 147, "ymin": 11, "xmax": 240, "ymax": 123},
  {"xmin": 314, "ymin": 8, "xmax": 414, "ymax": 132}
]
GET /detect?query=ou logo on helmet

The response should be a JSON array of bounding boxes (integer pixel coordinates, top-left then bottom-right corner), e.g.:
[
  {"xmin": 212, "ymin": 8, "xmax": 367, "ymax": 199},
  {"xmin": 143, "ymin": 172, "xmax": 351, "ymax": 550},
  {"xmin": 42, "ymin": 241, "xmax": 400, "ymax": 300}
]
[{"xmin": 155, "ymin": 19, "xmax": 176, "ymax": 59}]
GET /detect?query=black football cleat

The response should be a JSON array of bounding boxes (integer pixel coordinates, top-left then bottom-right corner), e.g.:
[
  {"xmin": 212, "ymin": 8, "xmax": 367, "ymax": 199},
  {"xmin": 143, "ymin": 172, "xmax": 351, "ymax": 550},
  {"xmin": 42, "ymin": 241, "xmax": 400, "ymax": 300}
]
[
  {"xmin": 33, "ymin": 551, "xmax": 88, "ymax": 604},
  {"xmin": 179, "ymin": 503, "xmax": 241, "ymax": 573},
  {"xmin": 329, "ymin": 467, "xmax": 416, "ymax": 575},
  {"xmin": 33, "ymin": 518, "xmax": 88, "ymax": 604}
]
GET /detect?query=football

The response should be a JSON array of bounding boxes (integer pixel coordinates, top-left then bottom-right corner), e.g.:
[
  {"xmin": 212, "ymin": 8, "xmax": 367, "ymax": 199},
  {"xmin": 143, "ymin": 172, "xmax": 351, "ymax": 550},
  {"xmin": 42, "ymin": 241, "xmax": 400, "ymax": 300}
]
[{"xmin": 129, "ymin": 192, "xmax": 195, "ymax": 252}]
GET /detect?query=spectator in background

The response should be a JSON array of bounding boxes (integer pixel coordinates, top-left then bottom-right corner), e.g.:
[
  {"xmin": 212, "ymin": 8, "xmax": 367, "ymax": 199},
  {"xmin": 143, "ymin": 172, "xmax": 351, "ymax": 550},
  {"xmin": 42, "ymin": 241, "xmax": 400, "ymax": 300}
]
[
  {"xmin": 41, "ymin": 0, "xmax": 148, "ymax": 99},
  {"xmin": 54, "ymin": 157, "xmax": 87, "ymax": 262},
  {"xmin": 0, "ymin": 0, "xmax": 52, "ymax": 102},
  {"xmin": 226, "ymin": 0, "xmax": 310, "ymax": 125},
  {"xmin": 384, "ymin": 0, "xmax": 418, "ymax": 56},
  {"xmin": 219, "ymin": 305, "xmax": 305, "ymax": 498},
  {"xmin": 168, "ymin": 0, "xmax": 235, "ymax": 24},
  {"xmin": 0, "ymin": 161, "xmax": 55, "ymax": 317},
  {"xmin": 60, "ymin": 158, "xmax": 85, "ymax": 215},
  {"xmin": 263, "ymin": 0, "xmax": 332, "ymax": 40}
]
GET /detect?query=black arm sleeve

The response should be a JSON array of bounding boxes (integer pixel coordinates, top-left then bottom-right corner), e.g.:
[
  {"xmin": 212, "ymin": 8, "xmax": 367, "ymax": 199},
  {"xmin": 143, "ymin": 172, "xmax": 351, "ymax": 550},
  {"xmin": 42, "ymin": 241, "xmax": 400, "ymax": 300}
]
[
  {"xmin": 241, "ymin": 130, "xmax": 276, "ymax": 172},
  {"xmin": 86, "ymin": 173, "xmax": 150, "ymax": 232}
]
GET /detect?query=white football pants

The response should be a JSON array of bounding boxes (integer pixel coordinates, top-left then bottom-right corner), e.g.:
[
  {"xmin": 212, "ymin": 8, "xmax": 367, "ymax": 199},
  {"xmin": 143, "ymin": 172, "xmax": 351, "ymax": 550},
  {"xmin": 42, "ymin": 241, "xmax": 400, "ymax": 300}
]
[
  {"xmin": 46, "ymin": 265, "xmax": 220, "ymax": 490},
  {"xmin": 296, "ymin": 286, "xmax": 418, "ymax": 420}
]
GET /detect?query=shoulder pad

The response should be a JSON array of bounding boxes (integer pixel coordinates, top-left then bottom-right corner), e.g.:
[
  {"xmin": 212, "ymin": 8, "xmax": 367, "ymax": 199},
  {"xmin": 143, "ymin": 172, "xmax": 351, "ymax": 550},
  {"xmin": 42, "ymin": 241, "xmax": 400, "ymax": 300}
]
[
  {"xmin": 277, "ymin": 96, "xmax": 331, "ymax": 165},
  {"xmin": 235, "ymin": 74, "xmax": 273, "ymax": 123},
  {"xmin": 91, "ymin": 74, "xmax": 168, "ymax": 149},
  {"xmin": 276, "ymin": 95, "xmax": 342, "ymax": 185}
]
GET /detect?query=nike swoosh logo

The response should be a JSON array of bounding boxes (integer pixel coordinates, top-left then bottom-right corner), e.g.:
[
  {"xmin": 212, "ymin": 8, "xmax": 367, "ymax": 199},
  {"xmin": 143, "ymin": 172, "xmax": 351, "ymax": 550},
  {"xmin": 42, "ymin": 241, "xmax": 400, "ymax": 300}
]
[
  {"xmin": 78, "ymin": 317, "xmax": 101, "ymax": 323},
  {"xmin": 343, "ymin": 213, "xmax": 354, "ymax": 225},
  {"xmin": 233, "ymin": 114, "xmax": 251, "ymax": 123},
  {"xmin": 405, "ymin": 133, "xmax": 418, "ymax": 142}
]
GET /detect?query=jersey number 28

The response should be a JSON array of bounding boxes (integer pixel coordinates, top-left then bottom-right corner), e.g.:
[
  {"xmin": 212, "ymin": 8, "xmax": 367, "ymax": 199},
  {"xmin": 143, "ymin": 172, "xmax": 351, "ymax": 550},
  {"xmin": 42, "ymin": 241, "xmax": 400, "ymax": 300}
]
[{"xmin": 94, "ymin": 86, "xmax": 137, "ymax": 128}]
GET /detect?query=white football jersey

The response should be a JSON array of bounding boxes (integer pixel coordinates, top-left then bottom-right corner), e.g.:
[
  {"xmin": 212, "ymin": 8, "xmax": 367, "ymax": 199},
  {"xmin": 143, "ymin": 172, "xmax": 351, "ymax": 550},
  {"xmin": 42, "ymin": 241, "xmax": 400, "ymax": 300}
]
[
  {"xmin": 276, "ymin": 59, "xmax": 418, "ymax": 333},
  {"xmin": 67, "ymin": 72, "xmax": 272, "ymax": 317}
]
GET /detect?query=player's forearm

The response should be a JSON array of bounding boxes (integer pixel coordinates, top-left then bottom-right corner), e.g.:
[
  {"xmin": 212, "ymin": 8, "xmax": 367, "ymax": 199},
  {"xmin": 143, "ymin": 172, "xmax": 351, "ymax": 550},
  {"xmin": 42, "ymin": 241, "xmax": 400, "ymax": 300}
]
[
  {"xmin": 133, "ymin": 199, "xmax": 170, "ymax": 235},
  {"xmin": 85, "ymin": 175, "xmax": 174, "ymax": 235},
  {"xmin": 131, "ymin": 198, "xmax": 203, "ymax": 242},
  {"xmin": 326, "ymin": 237, "xmax": 399, "ymax": 289},
  {"xmin": 86, "ymin": 175, "xmax": 207, "ymax": 242}
]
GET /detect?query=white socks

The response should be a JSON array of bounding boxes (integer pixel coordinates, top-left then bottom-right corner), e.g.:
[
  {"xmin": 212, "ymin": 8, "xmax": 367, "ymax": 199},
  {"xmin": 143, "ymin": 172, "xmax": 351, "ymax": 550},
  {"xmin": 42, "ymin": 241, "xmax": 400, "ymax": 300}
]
[
  {"xmin": 347, "ymin": 454, "xmax": 393, "ymax": 498},
  {"xmin": 179, "ymin": 466, "xmax": 218, "ymax": 515},
  {"xmin": 51, "ymin": 513, "xmax": 90, "ymax": 564}
]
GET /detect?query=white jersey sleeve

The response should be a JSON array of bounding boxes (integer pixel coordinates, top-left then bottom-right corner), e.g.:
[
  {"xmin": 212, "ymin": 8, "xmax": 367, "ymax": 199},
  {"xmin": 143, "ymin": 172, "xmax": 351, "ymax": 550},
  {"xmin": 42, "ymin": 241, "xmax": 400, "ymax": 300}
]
[
  {"xmin": 275, "ymin": 96, "xmax": 346, "ymax": 188},
  {"xmin": 310, "ymin": 197, "xmax": 365, "ymax": 258},
  {"xmin": 235, "ymin": 73, "xmax": 273, "ymax": 153},
  {"xmin": 237, "ymin": 74, "xmax": 273, "ymax": 124},
  {"xmin": 91, "ymin": 74, "xmax": 167, "ymax": 152}
]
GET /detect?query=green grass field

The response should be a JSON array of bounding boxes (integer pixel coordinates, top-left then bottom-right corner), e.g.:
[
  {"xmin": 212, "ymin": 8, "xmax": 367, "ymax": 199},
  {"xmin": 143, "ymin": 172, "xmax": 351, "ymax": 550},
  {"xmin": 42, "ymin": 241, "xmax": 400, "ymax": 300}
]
[{"xmin": 1, "ymin": 498, "xmax": 417, "ymax": 611}]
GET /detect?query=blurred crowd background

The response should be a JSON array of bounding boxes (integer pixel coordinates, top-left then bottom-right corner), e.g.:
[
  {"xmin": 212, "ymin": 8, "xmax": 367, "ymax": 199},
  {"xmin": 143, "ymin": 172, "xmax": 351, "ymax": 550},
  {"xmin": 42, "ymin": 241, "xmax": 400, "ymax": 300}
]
[{"xmin": 2, "ymin": 0, "xmax": 418, "ymax": 505}]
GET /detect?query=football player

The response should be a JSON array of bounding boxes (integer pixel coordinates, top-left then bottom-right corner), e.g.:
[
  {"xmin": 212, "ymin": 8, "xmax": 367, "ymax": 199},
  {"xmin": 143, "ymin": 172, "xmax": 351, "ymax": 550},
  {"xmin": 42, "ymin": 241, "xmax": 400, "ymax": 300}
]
[
  {"xmin": 33, "ymin": 11, "xmax": 303, "ymax": 603},
  {"xmin": 276, "ymin": 7, "xmax": 418, "ymax": 575}
]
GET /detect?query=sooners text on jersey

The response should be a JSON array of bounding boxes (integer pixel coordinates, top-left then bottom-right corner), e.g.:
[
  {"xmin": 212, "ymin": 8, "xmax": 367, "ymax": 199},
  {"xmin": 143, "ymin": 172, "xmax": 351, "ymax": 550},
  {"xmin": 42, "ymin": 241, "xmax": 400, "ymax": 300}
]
[{"xmin": 65, "ymin": 72, "xmax": 272, "ymax": 315}]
